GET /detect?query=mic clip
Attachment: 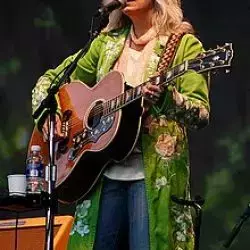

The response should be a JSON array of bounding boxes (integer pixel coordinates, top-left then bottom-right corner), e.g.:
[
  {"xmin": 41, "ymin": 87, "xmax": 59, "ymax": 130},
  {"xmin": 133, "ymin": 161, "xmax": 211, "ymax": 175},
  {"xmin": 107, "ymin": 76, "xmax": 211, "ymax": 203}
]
[
  {"xmin": 94, "ymin": 0, "xmax": 125, "ymax": 17},
  {"xmin": 171, "ymin": 195, "xmax": 205, "ymax": 208}
]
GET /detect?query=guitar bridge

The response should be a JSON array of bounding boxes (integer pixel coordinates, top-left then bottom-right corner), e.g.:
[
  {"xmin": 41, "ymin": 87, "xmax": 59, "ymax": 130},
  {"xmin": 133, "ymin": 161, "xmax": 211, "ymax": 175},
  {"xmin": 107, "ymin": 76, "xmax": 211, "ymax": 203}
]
[{"xmin": 67, "ymin": 130, "xmax": 88, "ymax": 161}]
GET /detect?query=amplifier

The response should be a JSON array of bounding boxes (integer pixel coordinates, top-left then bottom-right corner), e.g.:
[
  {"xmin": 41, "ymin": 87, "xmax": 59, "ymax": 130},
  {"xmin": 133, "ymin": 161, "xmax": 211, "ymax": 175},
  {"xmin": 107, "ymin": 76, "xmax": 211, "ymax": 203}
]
[{"xmin": 0, "ymin": 215, "xmax": 74, "ymax": 250}]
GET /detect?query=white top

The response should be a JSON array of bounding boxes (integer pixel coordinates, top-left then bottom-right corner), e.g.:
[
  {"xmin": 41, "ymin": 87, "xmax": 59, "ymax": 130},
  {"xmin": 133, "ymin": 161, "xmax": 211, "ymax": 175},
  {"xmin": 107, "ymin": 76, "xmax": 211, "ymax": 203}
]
[
  {"xmin": 104, "ymin": 146, "xmax": 144, "ymax": 181},
  {"xmin": 104, "ymin": 48, "xmax": 146, "ymax": 181},
  {"xmin": 104, "ymin": 36, "xmax": 156, "ymax": 180}
]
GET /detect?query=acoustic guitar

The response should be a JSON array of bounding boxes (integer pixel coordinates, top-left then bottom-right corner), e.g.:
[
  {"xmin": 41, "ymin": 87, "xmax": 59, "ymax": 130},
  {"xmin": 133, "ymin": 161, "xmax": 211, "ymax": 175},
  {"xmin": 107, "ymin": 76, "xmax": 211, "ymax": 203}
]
[{"xmin": 28, "ymin": 43, "xmax": 233, "ymax": 203}]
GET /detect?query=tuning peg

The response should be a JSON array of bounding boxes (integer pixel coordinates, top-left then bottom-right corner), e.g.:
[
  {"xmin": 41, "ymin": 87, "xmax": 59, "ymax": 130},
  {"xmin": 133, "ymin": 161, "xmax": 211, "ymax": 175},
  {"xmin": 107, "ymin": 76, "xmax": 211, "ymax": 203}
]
[
  {"xmin": 218, "ymin": 60, "xmax": 225, "ymax": 65},
  {"xmin": 209, "ymin": 62, "xmax": 216, "ymax": 67}
]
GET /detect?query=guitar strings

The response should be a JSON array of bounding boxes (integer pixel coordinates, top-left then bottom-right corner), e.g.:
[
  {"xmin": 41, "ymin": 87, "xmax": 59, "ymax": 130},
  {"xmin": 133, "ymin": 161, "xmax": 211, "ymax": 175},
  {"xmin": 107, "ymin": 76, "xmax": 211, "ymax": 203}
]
[
  {"xmin": 57, "ymin": 75, "xmax": 168, "ymax": 129},
  {"xmin": 58, "ymin": 88, "xmax": 144, "ymax": 128},
  {"xmin": 60, "ymin": 101, "xmax": 117, "ymax": 129},
  {"xmin": 61, "ymin": 89, "xmax": 144, "ymax": 129},
  {"xmin": 56, "ymin": 101, "xmax": 106, "ymax": 128}
]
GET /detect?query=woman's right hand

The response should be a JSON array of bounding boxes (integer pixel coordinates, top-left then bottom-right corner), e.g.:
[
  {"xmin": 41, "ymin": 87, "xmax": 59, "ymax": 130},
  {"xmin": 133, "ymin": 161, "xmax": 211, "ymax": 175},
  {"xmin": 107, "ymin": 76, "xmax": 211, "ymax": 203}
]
[{"xmin": 42, "ymin": 114, "xmax": 64, "ymax": 141}]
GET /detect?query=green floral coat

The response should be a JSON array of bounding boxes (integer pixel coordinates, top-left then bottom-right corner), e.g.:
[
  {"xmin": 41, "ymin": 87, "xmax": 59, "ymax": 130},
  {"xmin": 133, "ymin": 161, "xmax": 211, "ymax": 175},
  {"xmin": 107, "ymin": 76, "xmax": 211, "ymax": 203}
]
[{"xmin": 32, "ymin": 26, "xmax": 210, "ymax": 250}]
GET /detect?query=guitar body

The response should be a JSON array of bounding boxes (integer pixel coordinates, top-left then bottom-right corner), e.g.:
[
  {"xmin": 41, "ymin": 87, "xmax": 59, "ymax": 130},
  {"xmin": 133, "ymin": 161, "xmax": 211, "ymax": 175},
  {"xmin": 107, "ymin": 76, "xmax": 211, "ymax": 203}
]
[{"xmin": 28, "ymin": 71, "xmax": 143, "ymax": 203}]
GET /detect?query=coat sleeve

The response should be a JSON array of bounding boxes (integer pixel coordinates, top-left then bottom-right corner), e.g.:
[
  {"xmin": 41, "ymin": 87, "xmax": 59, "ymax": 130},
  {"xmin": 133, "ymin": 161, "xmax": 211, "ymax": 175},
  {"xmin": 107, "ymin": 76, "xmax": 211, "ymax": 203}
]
[
  {"xmin": 166, "ymin": 34, "xmax": 210, "ymax": 130},
  {"xmin": 32, "ymin": 33, "xmax": 105, "ymax": 129}
]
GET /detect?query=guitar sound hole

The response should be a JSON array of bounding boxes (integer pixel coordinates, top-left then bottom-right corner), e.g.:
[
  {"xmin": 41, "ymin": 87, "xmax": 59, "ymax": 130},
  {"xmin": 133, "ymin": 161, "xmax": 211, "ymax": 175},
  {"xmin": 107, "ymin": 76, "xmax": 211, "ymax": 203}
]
[{"xmin": 87, "ymin": 101, "xmax": 103, "ymax": 129}]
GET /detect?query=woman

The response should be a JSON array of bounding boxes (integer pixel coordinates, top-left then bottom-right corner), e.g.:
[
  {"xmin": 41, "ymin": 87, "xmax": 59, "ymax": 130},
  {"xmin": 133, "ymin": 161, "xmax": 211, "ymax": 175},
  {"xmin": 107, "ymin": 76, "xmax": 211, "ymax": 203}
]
[{"xmin": 32, "ymin": 0, "xmax": 210, "ymax": 249}]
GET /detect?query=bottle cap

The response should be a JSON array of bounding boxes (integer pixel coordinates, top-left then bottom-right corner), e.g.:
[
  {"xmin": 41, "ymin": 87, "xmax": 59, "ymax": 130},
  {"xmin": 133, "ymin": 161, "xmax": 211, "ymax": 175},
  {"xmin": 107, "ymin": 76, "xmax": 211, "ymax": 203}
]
[{"xmin": 31, "ymin": 145, "xmax": 41, "ymax": 152}]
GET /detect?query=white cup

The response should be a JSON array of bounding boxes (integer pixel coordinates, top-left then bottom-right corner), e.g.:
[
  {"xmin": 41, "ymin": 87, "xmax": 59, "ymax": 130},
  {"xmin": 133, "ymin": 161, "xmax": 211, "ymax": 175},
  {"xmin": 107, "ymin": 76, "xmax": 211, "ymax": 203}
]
[{"xmin": 7, "ymin": 174, "xmax": 27, "ymax": 197}]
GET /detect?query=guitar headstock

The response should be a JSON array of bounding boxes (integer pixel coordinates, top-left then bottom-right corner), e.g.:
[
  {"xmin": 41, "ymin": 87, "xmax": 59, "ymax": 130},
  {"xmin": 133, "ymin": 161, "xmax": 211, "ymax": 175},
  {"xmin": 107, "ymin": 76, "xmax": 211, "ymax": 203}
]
[{"xmin": 188, "ymin": 43, "xmax": 234, "ymax": 74}]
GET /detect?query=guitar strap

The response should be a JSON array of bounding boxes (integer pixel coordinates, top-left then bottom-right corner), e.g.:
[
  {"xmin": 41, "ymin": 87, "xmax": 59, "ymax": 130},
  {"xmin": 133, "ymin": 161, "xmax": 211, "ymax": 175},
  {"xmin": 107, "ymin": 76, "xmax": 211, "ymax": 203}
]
[
  {"xmin": 142, "ymin": 31, "xmax": 186, "ymax": 131},
  {"xmin": 156, "ymin": 31, "xmax": 186, "ymax": 74}
]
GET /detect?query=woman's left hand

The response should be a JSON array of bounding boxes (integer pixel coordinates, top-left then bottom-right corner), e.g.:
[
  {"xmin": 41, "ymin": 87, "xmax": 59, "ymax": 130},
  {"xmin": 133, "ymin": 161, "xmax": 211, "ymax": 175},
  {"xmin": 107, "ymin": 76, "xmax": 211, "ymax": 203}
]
[{"xmin": 142, "ymin": 82, "xmax": 164, "ymax": 105}]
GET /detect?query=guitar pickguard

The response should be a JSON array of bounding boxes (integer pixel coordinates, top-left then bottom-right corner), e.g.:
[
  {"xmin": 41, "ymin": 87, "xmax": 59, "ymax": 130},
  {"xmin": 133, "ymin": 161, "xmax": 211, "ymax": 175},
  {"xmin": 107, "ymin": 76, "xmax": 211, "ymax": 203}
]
[
  {"xmin": 87, "ymin": 114, "xmax": 116, "ymax": 142},
  {"xmin": 68, "ymin": 114, "xmax": 116, "ymax": 161}
]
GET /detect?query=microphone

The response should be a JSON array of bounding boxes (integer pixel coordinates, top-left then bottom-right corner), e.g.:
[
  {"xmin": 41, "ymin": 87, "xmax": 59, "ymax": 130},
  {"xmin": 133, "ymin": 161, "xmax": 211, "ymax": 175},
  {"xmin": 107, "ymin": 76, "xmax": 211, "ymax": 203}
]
[{"xmin": 95, "ymin": 0, "xmax": 126, "ymax": 16}]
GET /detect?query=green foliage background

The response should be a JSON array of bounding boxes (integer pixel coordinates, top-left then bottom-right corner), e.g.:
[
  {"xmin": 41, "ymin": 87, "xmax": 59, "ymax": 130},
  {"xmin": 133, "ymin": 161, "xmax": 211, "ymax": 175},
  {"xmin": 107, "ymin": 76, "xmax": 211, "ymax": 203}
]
[{"xmin": 0, "ymin": 1, "xmax": 250, "ymax": 249}]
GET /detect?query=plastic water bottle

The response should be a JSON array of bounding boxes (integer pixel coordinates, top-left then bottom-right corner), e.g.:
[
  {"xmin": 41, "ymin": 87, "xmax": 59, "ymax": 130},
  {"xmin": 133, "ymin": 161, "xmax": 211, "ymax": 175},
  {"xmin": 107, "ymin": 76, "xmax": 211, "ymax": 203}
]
[{"xmin": 26, "ymin": 145, "xmax": 44, "ymax": 194}]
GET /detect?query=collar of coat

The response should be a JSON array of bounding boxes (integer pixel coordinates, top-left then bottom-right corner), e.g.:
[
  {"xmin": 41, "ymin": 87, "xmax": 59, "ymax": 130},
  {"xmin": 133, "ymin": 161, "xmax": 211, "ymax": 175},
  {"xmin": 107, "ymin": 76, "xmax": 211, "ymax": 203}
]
[{"xmin": 97, "ymin": 25, "xmax": 169, "ymax": 82}]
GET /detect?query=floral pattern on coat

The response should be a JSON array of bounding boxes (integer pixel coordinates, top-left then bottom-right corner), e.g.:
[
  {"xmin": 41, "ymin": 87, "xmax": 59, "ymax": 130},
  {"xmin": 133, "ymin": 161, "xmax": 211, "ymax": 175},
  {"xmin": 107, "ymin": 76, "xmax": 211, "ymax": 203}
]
[
  {"xmin": 155, "ymin": 134, "xmax": 177, "ymax": 159},
  {"xmin": 171, "ymin": 205, "xmax": 194, "ymax": 245},
  {"xmin": 70, "ymin": 200, "xmax": 91, "ymax": 237}
]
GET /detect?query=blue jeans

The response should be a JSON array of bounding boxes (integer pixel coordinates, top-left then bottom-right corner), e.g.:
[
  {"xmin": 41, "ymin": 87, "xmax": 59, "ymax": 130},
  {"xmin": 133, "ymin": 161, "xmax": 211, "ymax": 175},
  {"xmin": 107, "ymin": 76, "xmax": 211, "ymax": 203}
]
[{"xmin": 94, "ymin": 177, "xmax": 150, "ymax": 250}]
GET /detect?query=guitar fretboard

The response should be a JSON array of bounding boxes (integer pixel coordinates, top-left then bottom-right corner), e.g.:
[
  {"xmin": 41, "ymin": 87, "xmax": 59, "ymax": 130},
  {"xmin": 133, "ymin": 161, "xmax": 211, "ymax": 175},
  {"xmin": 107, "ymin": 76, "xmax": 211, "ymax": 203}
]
[{"xmin": 102, "ymin": 61, "xmax": 188, "ymax": 116}]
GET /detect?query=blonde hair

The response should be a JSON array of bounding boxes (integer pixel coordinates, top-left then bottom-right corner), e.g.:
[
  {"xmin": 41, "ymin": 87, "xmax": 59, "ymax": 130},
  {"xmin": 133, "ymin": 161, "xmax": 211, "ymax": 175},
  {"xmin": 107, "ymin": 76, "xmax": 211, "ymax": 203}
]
[{"xmin": 103, "ymin": 0, "xmax": 193, "ymax": 35}]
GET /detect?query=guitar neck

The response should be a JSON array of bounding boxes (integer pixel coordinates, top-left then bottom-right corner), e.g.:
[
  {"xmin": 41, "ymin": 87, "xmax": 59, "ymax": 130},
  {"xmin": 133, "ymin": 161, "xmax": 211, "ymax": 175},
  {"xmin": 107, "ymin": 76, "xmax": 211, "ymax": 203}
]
[{"xmin": 103, "ymin": 61, "xmax": 188, "ymax": 116}]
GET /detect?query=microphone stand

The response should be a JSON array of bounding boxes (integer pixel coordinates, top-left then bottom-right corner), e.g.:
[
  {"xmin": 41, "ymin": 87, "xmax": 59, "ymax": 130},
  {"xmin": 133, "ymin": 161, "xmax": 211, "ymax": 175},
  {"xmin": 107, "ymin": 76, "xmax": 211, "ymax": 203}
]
[
  {"xmin": 32, "ymin": 11, "xmax": 109, "ymax": 250},
  {"xmin": 171, "ymin": 195, "xmax": 205, "ymax": 250},
  {"xmin": 223, "ymin": 203, "xmax": 250, "ymax": 248}
]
